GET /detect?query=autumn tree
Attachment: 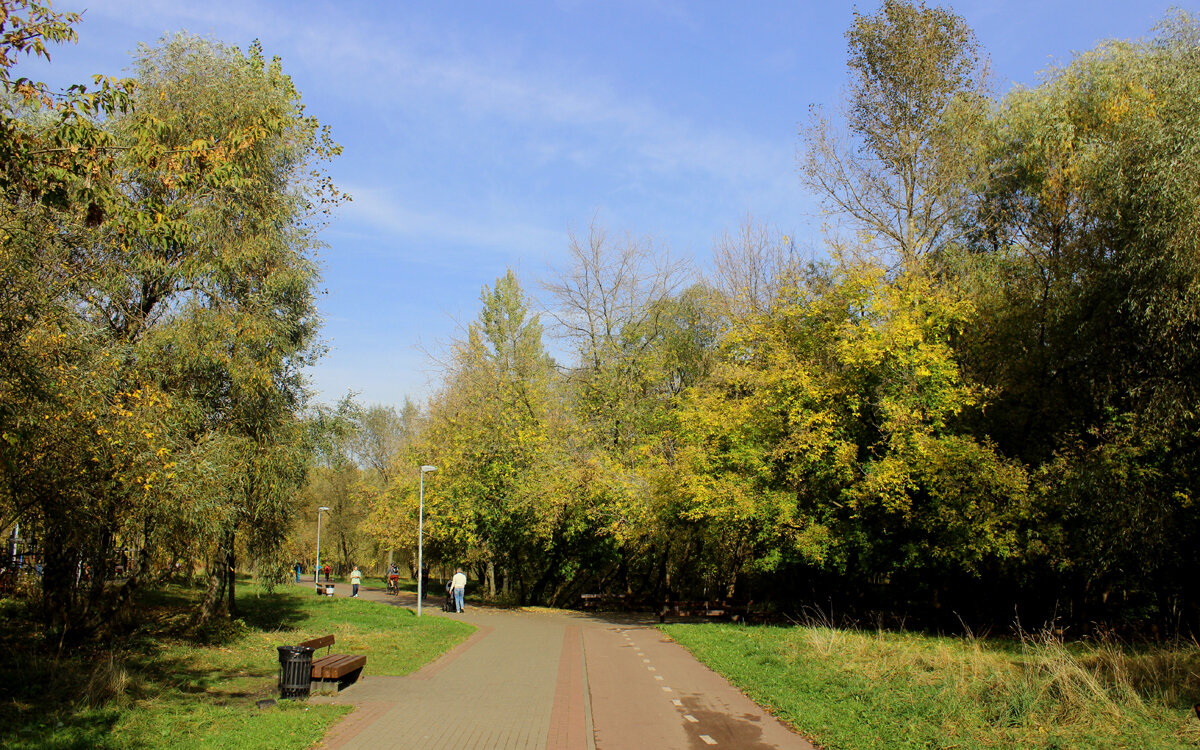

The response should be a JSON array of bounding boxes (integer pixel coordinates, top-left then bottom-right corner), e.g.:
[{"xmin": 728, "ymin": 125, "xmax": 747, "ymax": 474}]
[
  {"xmin": 540, "ymin": 224, "xmax": 696, "ymax": 595},
  {"xmin": 951, "ymin": 11, "xmax": 1200, "ymax": 624},
  {"xmin": 800, "ymin": 0, "xmax": 990, "ymax": 270},
  {"xmin": 115, "ymin": 34, "xmax": 341, "ymax": 624},
  {"xmin": 420, "ymin": 270, "xmax": 566, "ymax": 601},
  {"xmin": 0, "ymin": 25, "xmax": 341, "ymax": 637},
  {"xmin": 346, "ymin": 400, "xmax": 421, "ymax": 572},
  {"xmin": 352, "ymin": 401, "xmax": 420, "ymax": 486},
  {"xmin": 679, "ymin": 254, "xmax": 1029, "ymax": 602}
]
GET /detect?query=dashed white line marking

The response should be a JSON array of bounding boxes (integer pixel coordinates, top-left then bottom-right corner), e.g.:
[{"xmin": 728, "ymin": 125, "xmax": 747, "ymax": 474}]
[
  {"xmin": 684, "ymin": 714, "xmax": 699, "ymax": 723},
  {"xmin": 648, "ymin": 666, "xmax": 657, "ymax": 672},
  {"xmin": 699, "ymin": 734, "xmax": 717, "ymax": 745},
  {"xmin": 661, "ymin": 686, "xmax": 672, "ymax": 692},
  {"xmin": 642, "ymin": 658, "xmax": 651, "ymax": 663},
  {"xmin": 671, "ymin": 699, "xmax": 683, "ymax": 707},
  {"xmin": 654, "ymin": 675, "xmax": 664, "ymax": 681}
]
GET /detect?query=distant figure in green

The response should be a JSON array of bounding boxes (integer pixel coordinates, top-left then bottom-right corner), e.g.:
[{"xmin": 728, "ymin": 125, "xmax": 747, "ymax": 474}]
[{"xmin": 350, "ymin": 565, "xmax": 362, "ymax": 597}]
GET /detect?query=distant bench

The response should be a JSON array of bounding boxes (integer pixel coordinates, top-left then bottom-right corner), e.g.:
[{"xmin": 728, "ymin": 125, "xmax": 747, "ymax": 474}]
[
  {"xmin": 578, "ymin": 593, "xmax": 750, "ymax": 622},
  {"xmin": 297, "ymin": 634, "xmax": 365, "ymax": 692},
  {"xmin": 660, "ymin": 600, "xmax": 748, "ymax": 622},
  {"xmin": 579, "ymin": 593, "xmax": 631, "ymax": 611}
]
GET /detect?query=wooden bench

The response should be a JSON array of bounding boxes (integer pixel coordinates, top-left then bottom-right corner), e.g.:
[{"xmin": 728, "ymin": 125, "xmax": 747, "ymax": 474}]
[
  {"xmin": 579, "ymin": 593, "xmax": 631, "ymax": 611},
  {"xmin": 297, "ymin": 635, "xmax": 366, "ymax": 692},
  {"xmin": 658, "ymin": 600, "xmax": 748, "ymax": 622}
]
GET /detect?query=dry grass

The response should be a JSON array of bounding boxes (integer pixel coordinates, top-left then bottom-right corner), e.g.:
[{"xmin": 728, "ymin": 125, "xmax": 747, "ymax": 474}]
[{"xmin": 664, "ymin": 621, "xmax": 1200, "ymax": 749}]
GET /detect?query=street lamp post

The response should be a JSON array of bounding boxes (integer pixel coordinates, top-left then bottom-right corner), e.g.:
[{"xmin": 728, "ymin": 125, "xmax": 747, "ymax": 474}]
[
  {"xmin": 417, "ymin": 465, "xmax": 437, "ymax": 616},
  {"xmin": 315, "ymin": 506, "xmax": 331, "ymax": 584}
]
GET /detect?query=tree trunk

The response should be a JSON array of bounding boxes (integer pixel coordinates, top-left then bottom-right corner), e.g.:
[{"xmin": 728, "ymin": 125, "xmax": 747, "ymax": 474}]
[
  {"xmin": 40, "ymin": 522, "xmax": 78, "ymax": 647},
  {"xmin": 486, "ymin": 560, "xmax": 496, "ymax": 598},
  {"xmin": 655, "ymin": 540, "xmax": 671, "ymax": 601},
  {"xmin": 90, "ymin": 539, "xmax": 152, "ymax": 634},
  {"xmin": 225, "ymin": 529, "xmax": 237, "ymax": 617},
  {"xmin": 192, "ymin": 563, "xmax": 226, "ymax": 628},
  {"xmin": 339, "ymin": 532, "xmax": 350, "ymax": 575}
]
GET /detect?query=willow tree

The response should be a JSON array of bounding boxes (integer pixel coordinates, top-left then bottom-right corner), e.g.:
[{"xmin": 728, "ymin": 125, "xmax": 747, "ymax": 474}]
[
  {"xmin": 958, "ymin": 12, "xmax": 1200, "ymax": 624},
  {"xmin": 1, "ymin": 27, "xmax": 341, "ymax": 638},
  {"xmin": 111, "ymin": 34, "xmax": 341, "ymax": 624},
  {"xmin": 0, "ymin": 0, "xmax": 152, "ymax": 641}
]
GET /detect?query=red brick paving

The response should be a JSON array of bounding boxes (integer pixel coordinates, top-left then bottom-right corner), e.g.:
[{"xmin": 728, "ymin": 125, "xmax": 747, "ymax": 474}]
[
  {"xmin": 546, "ymin": 625, "xmax": 588, "ymax": 750},
  {"xmin": 311, "ymin": 583, "xmax": 816, "ymax": 750}
]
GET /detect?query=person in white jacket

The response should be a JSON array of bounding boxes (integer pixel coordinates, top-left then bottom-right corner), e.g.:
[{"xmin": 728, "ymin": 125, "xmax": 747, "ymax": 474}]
[{"xmin": 451, "ymin": 569, "xmax": 467, "ymax": 613}]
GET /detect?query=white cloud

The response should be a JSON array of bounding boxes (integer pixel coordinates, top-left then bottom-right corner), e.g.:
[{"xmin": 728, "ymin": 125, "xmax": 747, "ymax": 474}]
[
  {"xmin": 80, "ymin": 0, "xmax": 799, "ymax": 211},
  {"xmin": 337, "ymin": 183, "xmax": 564, "ymax": 259}
]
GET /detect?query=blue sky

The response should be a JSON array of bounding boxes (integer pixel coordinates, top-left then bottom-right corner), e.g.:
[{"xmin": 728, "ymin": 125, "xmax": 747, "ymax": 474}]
[{"xmin": 26, "ymin": 0, "xmax": 1192, "ymax": 408}]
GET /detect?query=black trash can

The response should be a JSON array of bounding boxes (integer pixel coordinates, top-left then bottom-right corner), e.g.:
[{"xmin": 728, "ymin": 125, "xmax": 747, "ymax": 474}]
[{"xmin": 277, "ymin": 645, "xmax": 314, "ymax": 699}]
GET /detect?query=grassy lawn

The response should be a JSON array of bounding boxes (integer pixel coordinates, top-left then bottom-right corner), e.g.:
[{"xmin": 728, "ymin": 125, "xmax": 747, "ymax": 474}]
[
  {"xmin": 0, "ymin": 582, "xmax": 474, "ymax": 750},
  {"xmin": 662, "ymin": 623, "xmax": 1200, "ymax": 750}
]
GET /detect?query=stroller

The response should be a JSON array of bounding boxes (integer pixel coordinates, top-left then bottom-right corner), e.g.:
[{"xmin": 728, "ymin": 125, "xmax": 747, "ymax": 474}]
[{"xmin": 442, "ymin": 580, "xmax": 456, "ymax": 612}]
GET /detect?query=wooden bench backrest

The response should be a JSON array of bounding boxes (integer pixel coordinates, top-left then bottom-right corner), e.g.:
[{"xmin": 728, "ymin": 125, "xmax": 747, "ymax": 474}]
[{"xmin": 298, "ymin": 634, "xmax": 335, "ymax": 651}]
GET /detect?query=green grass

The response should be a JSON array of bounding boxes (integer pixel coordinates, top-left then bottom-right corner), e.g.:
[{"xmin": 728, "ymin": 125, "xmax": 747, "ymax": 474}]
[
  {"xmin": 0, "ymin": 582, "xmax": 474, "ymax": 750},
  {"xmin": 662, "ymin": 622, "xmax": 1200, "ymax": 750}
]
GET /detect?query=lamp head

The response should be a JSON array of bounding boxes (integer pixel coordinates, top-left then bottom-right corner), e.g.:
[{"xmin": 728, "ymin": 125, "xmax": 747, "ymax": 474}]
[
  {"xmin": 420, "ymin": 465, "xmax": 438, "ymax": 473},
  {"xmin": 318, "ymin": 506, "xmax": 331, "ymax": 512}
]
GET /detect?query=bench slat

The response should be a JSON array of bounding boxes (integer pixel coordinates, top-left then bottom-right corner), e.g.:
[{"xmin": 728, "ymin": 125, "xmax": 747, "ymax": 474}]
[
  {"xmin": 313, "ymin": 654, "xmax": 351, "ymax": 678},
  {"xmin": 313, "ymin": 654, "xmax": 366, "ymax": 679},
  {"xmin": 298, "ymin": 634, "xmax": 335, "ymax": 651}
]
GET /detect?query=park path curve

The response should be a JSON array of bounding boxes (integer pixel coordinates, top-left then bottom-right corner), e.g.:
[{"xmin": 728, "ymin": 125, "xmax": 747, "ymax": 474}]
[{"xmin": 313, "ymin": 586, "xmax": 816, "ymax": 750}]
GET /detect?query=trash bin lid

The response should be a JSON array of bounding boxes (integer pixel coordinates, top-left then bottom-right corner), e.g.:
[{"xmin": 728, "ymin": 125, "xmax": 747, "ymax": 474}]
[{"xmin": 277, "ymin": 645, "xmax": 314, "ymax": 655}]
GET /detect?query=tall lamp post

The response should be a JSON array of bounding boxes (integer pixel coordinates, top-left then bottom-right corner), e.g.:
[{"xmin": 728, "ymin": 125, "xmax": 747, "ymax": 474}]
[
  {"xmin": 417, "ymin": 465, "xmax": 437, "ymax": 616},
  {"xmin": 315, "ymin": 506, "xmax": 331, "ymax": 583}
]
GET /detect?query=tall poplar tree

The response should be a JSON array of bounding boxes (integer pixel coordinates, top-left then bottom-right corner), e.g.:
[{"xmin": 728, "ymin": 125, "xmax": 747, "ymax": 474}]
[
  {"xmin": 422, "ymin": 271, "xmax": 562, "ymax": 601},
  {"xmin": 801, "ymin": 0, "xmax": 989, "ymax": 270}
]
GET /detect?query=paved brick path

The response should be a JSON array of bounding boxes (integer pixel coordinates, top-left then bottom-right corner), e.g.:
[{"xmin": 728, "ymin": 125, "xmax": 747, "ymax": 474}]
[{"xmin": 313, "ymin": 584, "xmax": 815, "ymax": 750}]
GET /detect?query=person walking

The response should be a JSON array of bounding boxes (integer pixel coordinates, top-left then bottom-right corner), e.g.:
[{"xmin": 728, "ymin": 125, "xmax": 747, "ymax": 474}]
[
  {"xmin": 350, "ymin": 565, "xmax": 362, "ymax": 597},
  {"xmin": 451, "ymin": 568, "xmax": 467, "ymax": 613}
]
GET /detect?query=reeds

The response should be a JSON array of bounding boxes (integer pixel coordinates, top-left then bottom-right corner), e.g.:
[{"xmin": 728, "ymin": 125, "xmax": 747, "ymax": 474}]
[{"xmin": 794, "ymin": 620, "xmax": 1200, "ymax": 744}]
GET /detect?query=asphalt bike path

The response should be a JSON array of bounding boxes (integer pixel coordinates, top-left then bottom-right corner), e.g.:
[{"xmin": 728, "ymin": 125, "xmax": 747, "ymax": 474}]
[{"xmin": 312, "ymin": 583, "xmax": 816, "ymax": 750}]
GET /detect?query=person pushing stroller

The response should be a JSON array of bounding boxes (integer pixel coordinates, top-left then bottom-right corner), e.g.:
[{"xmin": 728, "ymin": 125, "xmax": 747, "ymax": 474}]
[{"xmin": 449, "ymin": 568, "xmax": 466, "ymax": 613}]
